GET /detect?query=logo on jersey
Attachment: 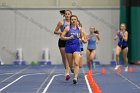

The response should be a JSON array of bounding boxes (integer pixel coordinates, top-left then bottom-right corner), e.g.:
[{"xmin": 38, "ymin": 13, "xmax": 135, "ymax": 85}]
[{"xmin": 70, "ymin": 33, "xmax": 80, "ymax": 38}]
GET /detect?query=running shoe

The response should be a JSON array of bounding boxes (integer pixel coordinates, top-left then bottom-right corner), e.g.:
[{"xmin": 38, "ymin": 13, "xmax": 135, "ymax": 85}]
[
  {"xmin": 65, "ymin": 74, "xmax": 70, "ymax": 81},
  {"xmin": 114, "ymin": 65, "xmax": 120, "ymax": 70},
  {"xmin": 73, "ymin": 78, "xmax": 77, "ymax": 84},
  {"xmin": 124, "ymin": 66, "xmax": 128, "ymax": 72}
]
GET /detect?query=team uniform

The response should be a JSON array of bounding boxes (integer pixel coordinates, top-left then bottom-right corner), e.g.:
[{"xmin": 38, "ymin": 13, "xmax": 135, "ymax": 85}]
[
  {"xmin": 87, "ymin": 33, "xmax": 97, "ymax": 69},
  {"xmin": 58, "ymin": 19, "xmax": 69, "ymax": 48},
  {"xmin": 114, "ymin": 31, "xmax": 128, "ymax": 72},
  {"xmin": 65, "ymin": 26, "xmax": 81, "ymax": 54},
  {"xmin": 117, "ymin": 31, "xmax": 128, "ymax": 50},
  {"xmin": 87, "ymin": 34, "xmax": 97, "ymax": 51},
  {"xmin": 65, "ymin": 25, "xmax": 81, "ymax": 84}
]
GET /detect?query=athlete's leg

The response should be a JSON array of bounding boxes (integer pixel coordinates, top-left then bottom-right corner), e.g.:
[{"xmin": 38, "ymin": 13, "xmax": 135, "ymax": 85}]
[
  {"xmin": 89, "ymin": 50, "xmax": 96, "ymax": 69},
  {"xmin": 67, "ymin": 53, "xmax": 74, "ymax": 73},
  {"xmin": 63, "ymin": 53, "xmax": 73, "ymax": 80},
  {"xmin": 79, "ymin": 51, "xmax": 84, "ymax": 68},
  {"xmin": 86, "ymin": 49, "xmax": 92, "ymax": 70},
  {"xmin": 59, "ymin": 48, "xmax": 68, "ymax": 69},
  {"xmin": 114, "ymin": 46, "xmax": 121, "ymax": 70},
  {"xmin": 59, "ymin": 48, "xmax": 70, "ymax": 80},
  {"xmin": 73, "ymin": 52, "xmax": 81, "ymax": 84},
  {"xmin": 122, "ymin": 47, "xmax": 128, "ymax": 72}
]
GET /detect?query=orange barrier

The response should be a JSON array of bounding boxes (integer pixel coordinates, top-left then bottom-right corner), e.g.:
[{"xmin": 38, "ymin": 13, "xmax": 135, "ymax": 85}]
[
  {"xmin": 128, "ymin": 66, "xmax": 133, "ymax": 73},
  {"xmin": 87, "ymin": 70, "xmax": 102, "ymax": 93}
]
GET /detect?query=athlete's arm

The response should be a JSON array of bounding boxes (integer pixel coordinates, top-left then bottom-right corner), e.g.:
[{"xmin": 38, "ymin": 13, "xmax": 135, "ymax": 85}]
[
  {"xmin": 54, "ymin": 20, "xmax": 63, "ymax": 35},
  {"xmin": 122, "ymin": 32, "xmax": 128, "ymax": 41},
  {"xmin": 80, "ymin": 27, "xmax": 87, "ymax": 43},
  {"xmin": 96, "ymin": 34, "xmax": 100, "ymax": 41},
  {"xmin": 60, "ymin": 26, "xmax": 73, "ymax": 40},
  {"xmin": 114, "ymin": 32, "xmax": 118, "ymax": 41},
  {"xmin": 96, "ymin": 34, "xmax": 100, "ymax": 44}
]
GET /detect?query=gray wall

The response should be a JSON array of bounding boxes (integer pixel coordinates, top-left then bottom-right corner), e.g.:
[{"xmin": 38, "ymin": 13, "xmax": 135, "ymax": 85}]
[
  {"xmin": 0, "ymin": 0, "xmax": 119, "ymax": 8},
  {"xmin": 0, "ymin": 8, "xmax": 119, "ymax": 64}
]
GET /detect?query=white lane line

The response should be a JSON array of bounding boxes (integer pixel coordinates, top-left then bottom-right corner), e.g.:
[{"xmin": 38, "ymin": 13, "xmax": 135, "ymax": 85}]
[
  {"xmin": 36, "ymin": 66, "xmax": 57, "ymax": 93},
  {"xmin": 0, "ymin": 72, "xmax": 48, "ymax": 92},
  {"xmin": 109, "ymin": 67, "xmax": 140, "ymax": 90},
  {"xmin": 0, "ymin": 66, "xmax": 30, "ymax": 84},
  {"xmin": 118, "ymin": 73, "xmax": 140, "ymax": 90},
  {"xmin": 0, "ymin": 76, "xmax": 23, "ymax": 92},
  {"xmin": 0, "ymin": 73, "xmax": 14, "ymax": 76},
  {"xmin": 22, "ymin": 73, "xmax": 47, "ymax": 77},
  {"xmin": 85, "ymin": 75, "xmax": 92, "ymax": 93},
  {"xmin": 82, "ymin": 67, "xmax": 93, "ymax": 93},
  {"xmin": 42, "ymin": 74, "xmax": 63, "ymax": 93}
]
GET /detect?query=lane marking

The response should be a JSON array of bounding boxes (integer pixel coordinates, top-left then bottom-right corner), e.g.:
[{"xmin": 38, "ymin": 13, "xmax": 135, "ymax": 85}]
[
  {"xmin": 0, "ymin": 73, "xmax": 14, "ymax": 76},
  {"xmin": 82, "ymin": 67, "xmax": 93, "ymax": 93},
  {"xmin": 109, "ymin": 67, "xmax": 140, "ymax": 90},
  {"xmin": 85, "ymin": 75, "xmax": 92, "ymax": 93},
  {"xmin": 0, "ymin": 66, "xmax": 30, "ymax": 84},
  {"xmin": 118, "ymin": 73, "xmax": 140, "ymax": 90},
  {"xmin": 42, "ymin": 74, "xmax": 63, "ymax": 93},
  {"xmin": 36, "ymin": 66, "xmax": 57, "ymax": 93},
  {"xmin": 0, "ymin": 72, "xmax": 48, "ymax": 92},
  {"xmin": 0, "ymin": 76, "xmax": 23, "ymax": 92}
]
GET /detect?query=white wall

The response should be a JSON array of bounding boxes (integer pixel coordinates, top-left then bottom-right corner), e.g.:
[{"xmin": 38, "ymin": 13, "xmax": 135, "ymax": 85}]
[{"xmin": 0, "ymin": 8, "xmax": 119, "ymax": 64}]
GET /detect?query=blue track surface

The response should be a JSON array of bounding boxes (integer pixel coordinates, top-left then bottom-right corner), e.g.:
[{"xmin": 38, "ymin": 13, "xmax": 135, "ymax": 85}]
[{"xmin": 0, "ymin": 64, "xmax": 140, "ymax": 93}]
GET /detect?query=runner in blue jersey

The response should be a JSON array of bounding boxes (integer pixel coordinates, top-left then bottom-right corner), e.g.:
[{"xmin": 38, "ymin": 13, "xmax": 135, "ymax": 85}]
[
  {"xmin": 61, "ymin": 15, "xmax": 87, "ymax": 84},
  {"xmin": 69, "ymin": 20, "xmax": 87, "ymax": 73},
  {"xmin": 86, "ymin": 27, "xmax": 100, "ymax": 70},
  {"xmin": 54, "ymin": 10, "xmax": 72, "ymax": 80},
  {"xmin": 114, "ymin": 23, "xmax": 128, "ymax": 72}
]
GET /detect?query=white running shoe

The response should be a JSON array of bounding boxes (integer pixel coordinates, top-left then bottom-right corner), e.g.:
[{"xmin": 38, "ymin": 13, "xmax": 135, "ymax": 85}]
[
  {"xmin": 124, "ymin": 66, "xmax": 128, "ymax": 72},
  {"xmin": 114, "ymin": 65, "xmax": 120, "ymax": 70}
]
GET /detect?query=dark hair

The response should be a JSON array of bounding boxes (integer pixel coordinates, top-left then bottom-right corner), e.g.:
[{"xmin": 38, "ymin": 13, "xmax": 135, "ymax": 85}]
[
  {"xmin": 70, "ymin": 15, "xmax": 78, "ymax": 25},
  {"xmin": 60, "ymin": 10, "xmax": 65, "ymax": 16},
  {"xmin": 60, "ymin": 10, "xmax": 72, "ymax": 16},
  {"xmin": 94, "ymin": 30, "xmax": 99, "ymax": 34}
]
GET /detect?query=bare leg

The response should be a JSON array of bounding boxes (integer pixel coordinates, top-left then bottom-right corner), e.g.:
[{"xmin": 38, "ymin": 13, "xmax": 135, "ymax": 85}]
[
  {"xmin": 59, "ymin": 48, "xmax": 70, "ymax": 75},
  {"xmin": 90, "ymin": 50, "xmax": 96, "ymax": 69},
  {"xmin": 86, "ymin": 50, "xmax": 92, "ymax": 70},
  {"xmin": 122, "ymin": 47, "xmax": 128, "ymax": 66},
  {"xmin": 72, "ymin": 52, "xmax": 81, "ymax": 84},
  {"xmin": 79, "ymin": 51, "xmax": 84, "ymax": 68},
  {"xmin": 66, "ymin": 53, "xmax": 74, "ymax": 73},
  {"xmin": 73, "ymin": 52, "xmax": 81, "ymax": 79},
  {"xmin": 122, "ymin": 47, "xmax": 128, "ymax": 72},
  {"xmin": 114, "ymin": 46, "xmax": 121, "ymax": 70},
  {"xmin": 115, "ymin": 46, "xmax": 121, "ymax": 65}
]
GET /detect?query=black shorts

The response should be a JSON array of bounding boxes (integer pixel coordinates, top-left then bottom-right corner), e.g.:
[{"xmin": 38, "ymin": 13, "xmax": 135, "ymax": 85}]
[
  {"xmin": 87, "ymin": 49, "xmax": 95, "ymax": 52},
  {"xmin": 58, "ymin": 39, "xmax": 66, "ymax": 48},
  {"xmin": 118, "ymin": 44, "xmax": 128, "ymax": 50}
]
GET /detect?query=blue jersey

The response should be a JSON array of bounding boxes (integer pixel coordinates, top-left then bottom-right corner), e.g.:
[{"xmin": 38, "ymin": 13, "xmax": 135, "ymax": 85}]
[
  {"xmin": 118, "ymin": 31, "xmax": 127, "ymax": 47},
  {"xmin": 65, "ymin": 26, "xmax": 81, "ymax": 53},
  {"xmin": 60, "ymin": 19, "xmax": 69, "ymax": 32},
  {"xmin": 65, "ymin": 26, "xmax": 80, "ymax": 45},
  {"xmin": 87, "ymin": 34, "xmax": 96, "ymax": 50}
]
